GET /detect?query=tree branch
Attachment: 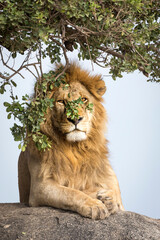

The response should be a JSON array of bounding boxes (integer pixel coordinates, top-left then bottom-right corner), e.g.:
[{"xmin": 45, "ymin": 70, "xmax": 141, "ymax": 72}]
[
  {"xmin": 0, "ymin": 48, "xmax": 24, "ymax": 79},
  {"xmin": 50, "ymin": 38, "xmax": 69, "ymax": 81}
]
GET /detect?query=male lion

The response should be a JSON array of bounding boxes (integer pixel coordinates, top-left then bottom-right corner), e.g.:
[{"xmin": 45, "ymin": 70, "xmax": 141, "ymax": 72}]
[{"xmin": 18, "ymin": 63, "xmax": 124, "ymax": 220}]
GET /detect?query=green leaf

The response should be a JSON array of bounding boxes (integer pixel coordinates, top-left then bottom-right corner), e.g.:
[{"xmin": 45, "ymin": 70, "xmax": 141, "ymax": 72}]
[
  {"xmin": 21, "ymin": 146, "xmax": 26, "ymax": 152},
  {"xmin": 18, "ymin": 143, "xmax": 21, "ymax": 149},
  {"xmin": 3, "ymin": 102, "xmax": 10, "ymax": 107},
  {"xmin": 7, "ymin": 113, "xmax": 12, "ymax": 119},
  {"xmin": 12, "ymin": 52, "xmax": 17, "ymax": 58},
  {"xmin": 50, "ymin": 84, "xmax": 53, "ymax": 90},
  {"xmin": 11, "ymin": 80, "xmax": 17, "ymax": 87},
  {"xmin": 0, "ymin": 88, "xmax": 5, "ymax": 94}
]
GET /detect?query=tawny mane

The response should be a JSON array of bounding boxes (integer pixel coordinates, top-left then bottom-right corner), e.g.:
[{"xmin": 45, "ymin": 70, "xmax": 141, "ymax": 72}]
[
  {"xmin": 64, "ymin": 63, "xmax": 106, "ymax": 101},
  {"xmin": 39, "ymin": 62, "xmax": 109, "ymax": 188}
]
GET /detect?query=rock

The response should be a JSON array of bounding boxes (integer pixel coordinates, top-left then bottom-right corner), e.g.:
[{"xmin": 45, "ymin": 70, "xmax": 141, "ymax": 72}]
[{"xmin": 0, "ymin": 203, "xmax": 159, "ymax": 240}]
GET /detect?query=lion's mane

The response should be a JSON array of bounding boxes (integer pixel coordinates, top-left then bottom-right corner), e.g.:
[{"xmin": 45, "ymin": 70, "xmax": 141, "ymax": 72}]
[{"xmin": 38, "ymin": 63, "xmax": 110, "ymax": 189}]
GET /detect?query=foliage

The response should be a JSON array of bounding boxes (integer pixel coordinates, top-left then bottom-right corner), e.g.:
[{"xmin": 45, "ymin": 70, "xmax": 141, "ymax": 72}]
[
  {"xmin": 0, "ymin": 0, "xmax": 159, "ymax": 82},
  {"xmin": 86, "ymin": 103, "xmax": 94, "ymax": 113},
  {"xmin": 66, "ymin": 97, "xmax": 84, "ymax": 120},
  {"xmin": 0, "ymin": 0, "xmax": 159, "ymax": 150},
  {"xmin": 5, "ymin": 95, "xmax": 54, "ymax": 151},
  {"xmin": 66, "ymin": 96, "xmax": 93, "ymax": 119},
  {"xmin": 3, "ymin": 70, "xmax": 93, "ymax": 151},
  {"xmin": 3, "ymin": 71, "xmax": 64, "ymax": 151}
]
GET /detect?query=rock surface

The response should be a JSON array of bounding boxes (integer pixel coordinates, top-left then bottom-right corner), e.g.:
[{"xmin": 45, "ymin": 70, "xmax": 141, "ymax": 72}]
[{"xmin": 0, "ymin": 203, "xmax": 160, "ymax": 240}]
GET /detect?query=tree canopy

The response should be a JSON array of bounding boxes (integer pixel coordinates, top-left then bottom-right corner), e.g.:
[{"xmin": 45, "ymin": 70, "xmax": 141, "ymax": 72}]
[
  {"xmin": 0, "ymin": 0, "xmax": 160, "ymax": 82},
  {"xmin": 0, "ymin": 0, "xmax": 160, "ymax": 150}
]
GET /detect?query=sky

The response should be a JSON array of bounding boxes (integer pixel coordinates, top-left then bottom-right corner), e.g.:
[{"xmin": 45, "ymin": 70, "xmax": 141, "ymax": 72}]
[{"xmin": 0, "ymin": 50, "xmax": 160, "ymax": 219}]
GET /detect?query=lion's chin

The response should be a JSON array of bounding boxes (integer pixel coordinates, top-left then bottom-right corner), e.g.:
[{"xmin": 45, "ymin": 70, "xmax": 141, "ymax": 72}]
[{"xmin": 66, "ymin": 130, "xmax": 87, "ymax": 142}]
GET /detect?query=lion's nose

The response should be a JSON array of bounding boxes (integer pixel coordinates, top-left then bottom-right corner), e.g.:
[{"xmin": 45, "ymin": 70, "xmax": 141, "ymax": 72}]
[{"xmin": 67, "ymin": 117, "xmax": 83, "ymax": 125}]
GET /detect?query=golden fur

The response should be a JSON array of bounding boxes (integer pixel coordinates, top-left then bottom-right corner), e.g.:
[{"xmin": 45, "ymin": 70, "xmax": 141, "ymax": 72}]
[{"xmin": 18, "ymin": 63, "xmax": 124, "ymax": 219}]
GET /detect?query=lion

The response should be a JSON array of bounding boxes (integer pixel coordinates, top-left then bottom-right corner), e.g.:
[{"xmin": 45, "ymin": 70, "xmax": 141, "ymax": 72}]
[{"xmin": 18, "ymin": 63, "xmax": 124, "ymax": 220}]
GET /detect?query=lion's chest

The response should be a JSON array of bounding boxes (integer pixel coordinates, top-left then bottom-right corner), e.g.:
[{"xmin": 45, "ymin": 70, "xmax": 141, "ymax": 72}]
[{"xmin": 49, "ymin": 147, "xmax": 101, "ymax": 191}]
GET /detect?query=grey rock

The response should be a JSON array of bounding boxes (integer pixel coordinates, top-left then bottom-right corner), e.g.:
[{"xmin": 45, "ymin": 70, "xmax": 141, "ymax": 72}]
[{"xmin": 0, "ymin": 203, "xmax": 159, "ymax": 240}]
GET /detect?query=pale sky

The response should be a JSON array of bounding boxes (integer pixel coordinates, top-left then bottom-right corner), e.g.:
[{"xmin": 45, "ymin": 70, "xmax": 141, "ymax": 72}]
[{"xmin": 0, "ymin": 51, "xmax": 160, "ymax": 219}]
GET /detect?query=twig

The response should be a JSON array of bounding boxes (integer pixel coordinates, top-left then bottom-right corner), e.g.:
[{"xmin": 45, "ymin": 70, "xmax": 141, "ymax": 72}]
[
  {"xmin": 0, "ymin": 72, "xmax": 8, "ymax": 80},
  {"xmin": 85, "ymin": 36, "xmax": 94, "ymax": 71},
  {"xmin": 24, "ymin": 67, "xmax": 37, "ymax": 79},
  {"xmin": 34, "ymin": 64, "xmax": 40, "ymax": 80},
  {"xmin": 97, "ymin": 46, "xmax": 125, "ymax": 60},
  {"xmin": 0, "ymin": 48, "xmax": 24, "ymax": 79},
  {"xmin": 103, "ymin": 75, "xmax": 112, "ymax": 77},
  {"xmin": 94, "ymin": 60, "xmax": 108, "ymax": 68},
  {"xmin": 5, "ymin": 53, "xmax": 12, "ymax": 65},
  {"xmin": 21, "ymin": 48, "xmax": 32, "ymax": 66},
  {"xmin": 51, "ymin": 38, "xmax": 69, "ymax": 81},
  {"xmin": 95, "ymin": 45, "xmax": 148, "ymax": 76},
  {"xmin": 38, "ymin": 43, "xmax": 43, "ymax": 79},
  {"xmin": 60, "ymin": 19, "xmax": 66, "ymax": 43}
]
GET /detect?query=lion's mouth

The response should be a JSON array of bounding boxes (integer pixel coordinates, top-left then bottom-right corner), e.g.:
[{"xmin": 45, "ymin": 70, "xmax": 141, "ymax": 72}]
[
  {"xmin": 65, "ymin": 129, "xmax": 86, "ymax": 135},
  {"xmin": 65, "ymin": 129, "xmax": 87, "ymax": 142}
]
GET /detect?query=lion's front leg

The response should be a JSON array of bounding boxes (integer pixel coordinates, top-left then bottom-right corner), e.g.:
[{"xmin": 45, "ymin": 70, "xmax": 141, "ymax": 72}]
[
  {"xmin": 29, "ymin": 180, "xmax": 109, "ymax": 220},
  {"xmin": 95, "ymin": 168, "xmax": 125, "ymax": 214}
]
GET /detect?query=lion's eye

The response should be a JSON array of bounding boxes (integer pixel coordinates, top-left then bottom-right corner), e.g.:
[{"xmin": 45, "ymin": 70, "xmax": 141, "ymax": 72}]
[
  {"xmin": 81, "ymin": 97, "xmax": 88, "ymax": 103},
  {"xmin": 57, "ymin": 100, "xmax": 64, "ymax": 105}
]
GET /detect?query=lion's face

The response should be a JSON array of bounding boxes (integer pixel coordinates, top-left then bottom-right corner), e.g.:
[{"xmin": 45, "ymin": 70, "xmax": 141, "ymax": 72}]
[{"xmin": 51, "ymin": 82, "xmax": 94, "ymax": 142}]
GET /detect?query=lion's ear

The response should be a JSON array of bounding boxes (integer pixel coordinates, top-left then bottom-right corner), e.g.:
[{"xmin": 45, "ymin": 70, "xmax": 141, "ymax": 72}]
[
  {"xmin": 93, "ymin": 77, "xmax": 106, "ymax": 99},
  {"xmin": 97, "ymin": 85, "xmax": 106, "ymax": 96}
]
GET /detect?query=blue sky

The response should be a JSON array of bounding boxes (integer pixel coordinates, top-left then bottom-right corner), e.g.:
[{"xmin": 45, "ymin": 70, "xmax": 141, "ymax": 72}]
[{"xmin": 0, "ymin": 51, "xmax": 160, "ymax": 218}]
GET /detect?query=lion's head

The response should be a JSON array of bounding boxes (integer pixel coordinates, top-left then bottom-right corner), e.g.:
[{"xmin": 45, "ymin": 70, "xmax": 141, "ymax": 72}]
[
  {"xmin": 42, "ymin": 63, "xmax": 107, "ymax": 143},
  {"xmin": 52, "ymin": 81, "xmax": 94, "ymax": 142}
]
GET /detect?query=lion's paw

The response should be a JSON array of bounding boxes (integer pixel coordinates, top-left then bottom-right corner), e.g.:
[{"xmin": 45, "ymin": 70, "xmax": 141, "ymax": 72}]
[
  {"xmin": 97, "ymin": 189, "xmax": 122, "ymax": 214},
  {"xmin": 78, "ymin": 198, "xmax": 109, "ymax": 220}
]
